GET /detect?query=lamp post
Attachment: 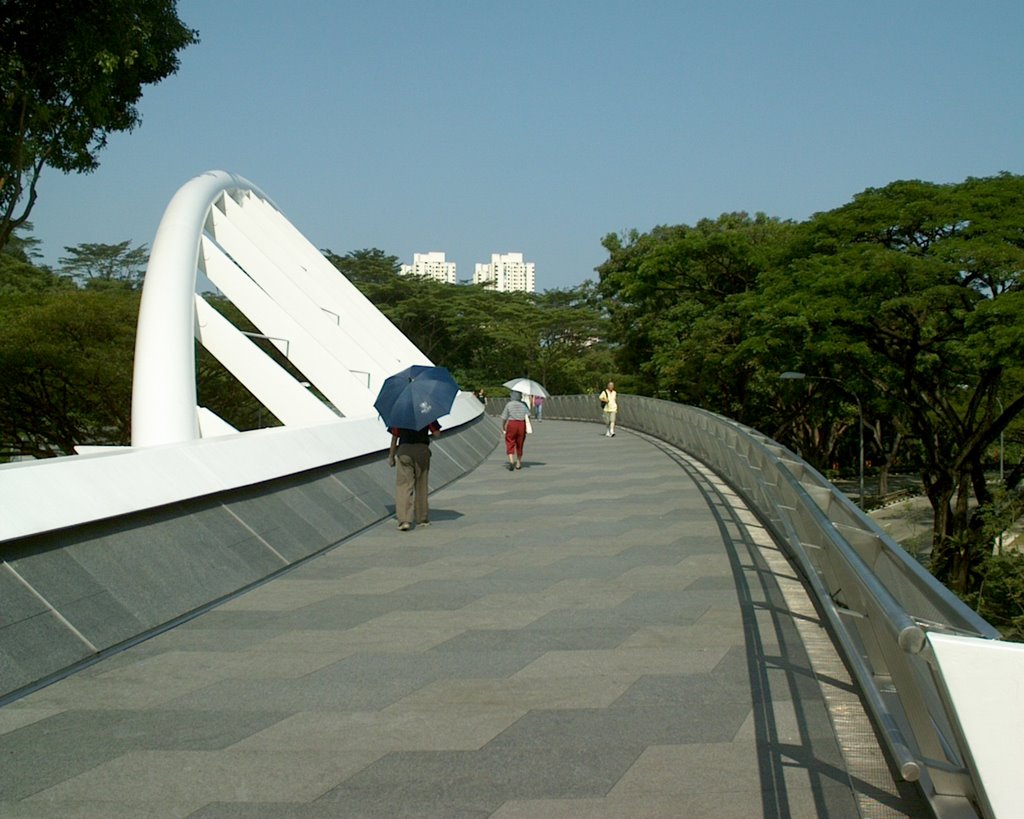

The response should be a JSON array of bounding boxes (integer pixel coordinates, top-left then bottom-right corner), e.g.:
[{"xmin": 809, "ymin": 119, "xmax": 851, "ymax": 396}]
[
  {"xmin": 997, "ymin": 396, "xmax": 1005, "ymax": 553},
  {"xmin": 780, "ymin": 371, "xmax": 865, "ymax": 510},
  {"xmin": 997, "ymin": 396, "xmax": 1004, "ymax": 484}
]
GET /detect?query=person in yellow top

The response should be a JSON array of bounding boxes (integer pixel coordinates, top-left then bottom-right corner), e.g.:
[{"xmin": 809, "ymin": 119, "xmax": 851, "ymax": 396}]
[{"xmin": 599, "ymin": 381, "xmax": 618, "ymax": 437}]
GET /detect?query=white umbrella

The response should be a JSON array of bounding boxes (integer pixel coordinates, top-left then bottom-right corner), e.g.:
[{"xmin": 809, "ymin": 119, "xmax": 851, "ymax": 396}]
[{"xmin": 503, "ymin": 377, "xmax": 549, "ymax": 398}]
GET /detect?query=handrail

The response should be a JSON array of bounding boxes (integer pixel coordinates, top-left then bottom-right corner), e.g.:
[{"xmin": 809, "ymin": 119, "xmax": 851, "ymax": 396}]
[{"xmin": 542, "ymin": 394, "xmax": 1000, "ymax": 819}]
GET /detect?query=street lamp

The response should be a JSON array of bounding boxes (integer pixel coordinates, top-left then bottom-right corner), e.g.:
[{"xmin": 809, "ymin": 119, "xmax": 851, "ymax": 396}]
[
  {"xmin": 997, "ymin": 396, "xmax": 1005, "ymax": 552},
  {"xmin": 997, "ymin": 396, "xmax": 1004, "ymax": 484},
  {"xmin": 780, "ymin": 371, "xmax": 865, "ymax": 510}
]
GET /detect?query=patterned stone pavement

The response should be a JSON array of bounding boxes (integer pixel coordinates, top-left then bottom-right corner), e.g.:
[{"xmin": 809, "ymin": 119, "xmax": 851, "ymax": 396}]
[{"xmin": 0, "ymin": 421, "xmax": 927, "ymax": 817}]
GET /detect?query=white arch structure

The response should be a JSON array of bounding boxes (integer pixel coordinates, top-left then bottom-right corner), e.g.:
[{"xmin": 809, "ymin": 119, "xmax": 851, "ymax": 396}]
[
  {"xmin": 132, "ymin": 170, "xmax": 428, "ymax": 447},
  {"xmin": 0, "ymin": 171, "xmax": 481, "ymax": 542}
]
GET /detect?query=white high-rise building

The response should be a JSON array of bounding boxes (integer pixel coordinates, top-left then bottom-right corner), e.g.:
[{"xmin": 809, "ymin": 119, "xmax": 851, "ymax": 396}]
[
  {"xmin": 472, "ymin": 252, "xmax": 536, "ymax": 293},
  {"xmin": 400, "ymin": 251, "xmax": 456, "ymax": 285}
]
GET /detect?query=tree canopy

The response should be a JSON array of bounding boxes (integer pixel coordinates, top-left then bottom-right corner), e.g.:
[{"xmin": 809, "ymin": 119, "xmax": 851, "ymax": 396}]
[
  {"xmin": 764, "ymin": 175, "xmax": 1024, "ymax": 591},
  {"xmin": 597, "ymin": 173, "xmax": 1024, "ymax": 595},
  {"xmin": 0, "ymin": 286, "xmax": 138, "ymax": 457},
  {"xmin": 0, "ymin": 0, "xmax": 198, "ymax": 247},
  {"xmin": 58, "ymin": 240, "xmax": 149, "ymax": 289}
]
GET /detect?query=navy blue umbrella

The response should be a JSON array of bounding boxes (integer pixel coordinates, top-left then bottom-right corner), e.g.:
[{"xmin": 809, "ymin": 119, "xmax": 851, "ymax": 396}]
[{"xmin": 374, "ymin": 365, "xmax": 460, "ymax": 430}]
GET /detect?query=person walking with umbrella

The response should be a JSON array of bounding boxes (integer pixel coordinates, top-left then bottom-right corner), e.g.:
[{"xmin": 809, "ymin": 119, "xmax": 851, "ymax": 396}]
[
  {"xmin": 502, "ymin": 377, "xmax": 549, "ymax": 426},
  {"xmin": 374, "ymin": 365, "xmax": 460, "ymax": 531},
  {"xmin": 500, "ymin": 390, "xmax": 531, "ymax": 471},
  {"xmin": 388, "ymin": 421, "xmax": 440, "ymax": 531}
]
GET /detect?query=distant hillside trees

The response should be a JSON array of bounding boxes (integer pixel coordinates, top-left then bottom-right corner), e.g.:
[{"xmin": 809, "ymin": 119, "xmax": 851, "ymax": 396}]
[{"xmin": 323, "ymin": 249, "xmax": 614, "ymax": 397}]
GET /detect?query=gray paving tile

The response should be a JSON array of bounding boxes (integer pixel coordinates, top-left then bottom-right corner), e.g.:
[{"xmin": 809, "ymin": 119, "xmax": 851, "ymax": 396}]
[
  {"xmin": 430, "ymin": 625, "xmax": 636, "ymax": 654},
  {"xmin": 395, "ymin": 576, "xmax": 554, "ymax": 599},
  {"xmin": 485, "ymin": 703, "xmax": 752, "ymax": 750},
  {"xmin": 0, "ymin": 708, "xmax": 288, "ymax": 800},
  {"xmin": 189, "ymin": 804, "xmax": 366, "ymax": 818},
  {"xmin": 317, "ymin": 745, "xmax": 645, "ymax": 812},
  {"xmin": 526, "ymin": 600, "xmax": 710, "ymax": 632},
  {"xmin": 0, "ymin": 420, "xmax": 925, "ymax": 818},
  {"xmin": 611, "ymin": 590, "xmax": 726, "ymax": 624}
]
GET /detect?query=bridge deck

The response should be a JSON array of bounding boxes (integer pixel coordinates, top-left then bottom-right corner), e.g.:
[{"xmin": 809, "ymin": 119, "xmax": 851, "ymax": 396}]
[{"xmin": 0, "ymin": 421, "xmax": 927, "ymax": 817}]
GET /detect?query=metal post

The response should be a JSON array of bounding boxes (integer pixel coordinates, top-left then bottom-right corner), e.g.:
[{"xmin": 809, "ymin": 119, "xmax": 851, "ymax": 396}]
[
  {"xmin": 997, "ymin": 397, "xmax": 1004, "ymax": 484},
  {"xmin": 997, "ymin": 397, "xmax": 1004, "ymax": 553},
  {"xmin": 856, "ymin": 394, "xmax": 865, "ymax": 511}
]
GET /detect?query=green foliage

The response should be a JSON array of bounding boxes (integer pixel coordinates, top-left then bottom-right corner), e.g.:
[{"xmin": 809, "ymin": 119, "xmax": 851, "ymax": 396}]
[
  {"xmin": 596, "ymin": 173, "xmax": 1024, "ymax": 596},
  {"xmin": 322, "ymin": 248, "xmax": 401, "ymax": 287},
  {"xmin": 0, "ymin": 250, "xmax": 70, "ymax": 296},
  {"xmin": 1, "ymin": 222, "xmax": 44, "ymax": 264},
  {"xmin": 0, "ymin": 287, "xmax": 138, "ymax": 457},
  {"xmin": 963, "ymin": 552, "xmax": 1024, "ymax": 642},
  {"xmin": 58, "ymin": 240, "xmax": 149, "ymax": 289},
  {"xmin": 597, "ymin": 213, "xmax": 801, "ymax": 420},
  {"xmin": 0, "ymin": 233, "xmax": 149, "ymax": 457},
  {"xmin": 777, "ymin": 176, "xmax": 1024, "ymax": 591},
  {"xmin": 0, "ymin": 1, "xmax": 198, "ymax": 247}
]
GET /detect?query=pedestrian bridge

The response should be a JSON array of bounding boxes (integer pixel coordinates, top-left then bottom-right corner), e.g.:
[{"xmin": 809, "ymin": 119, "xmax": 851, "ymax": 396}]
[{"xmin": 0, "ymin": 172, "xmax": 1020, "ymax": 818}]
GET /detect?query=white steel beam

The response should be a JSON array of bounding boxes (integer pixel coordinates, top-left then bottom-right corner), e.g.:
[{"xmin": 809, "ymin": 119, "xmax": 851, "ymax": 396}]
[
  {"xmin": 230, "ymin": 193, "xmax": 429, "ymax": 384},
  {"xmin": 194, "ymin": 295, "xmax": 339, "ymax": 427},
  {"xmin": 201, "ymin": 217, "xmax": 380, "ymax": 415},
  {"xmin": 131, "ymin": 170, "xmax": 437, "ymax": 447}
]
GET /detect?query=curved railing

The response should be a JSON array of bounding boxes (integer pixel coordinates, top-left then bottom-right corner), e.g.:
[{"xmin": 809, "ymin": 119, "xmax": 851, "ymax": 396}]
[{"xmin": 543, "ymin": 394, "xmax": 1002, "ymax": 819}]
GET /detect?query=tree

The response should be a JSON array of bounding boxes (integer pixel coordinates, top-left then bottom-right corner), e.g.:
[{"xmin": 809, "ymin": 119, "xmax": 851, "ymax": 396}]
[
  {"xmin": 594, "ymin": 177, "xmax": 1024, "ymax": 596},
  {"xmin": 763, "ymin": 175, "xmax": 1024, "ymax": 592},
  {"xmin": 0, "ymin": 287, "xmax": 139, "ymax": 457},
  {"xmin": 1, "ymin": 249, "xmax": 69, "ymax": 297},
  {"xmin": 528, "ymin": 284, "xmax": 613, "ymax": 395},
  {"xmin": 597, "ymin": 213, "xmax": 799, "ymax": 420},
  {"xmin": 0, "ymin": 1, "xmax": 198, "ymax": 248},
  {"xmin": 1, "ymin": 221, "xmax": 43, "ymax": 264},
  {"xmin": 322, "ymin": 248, "xmax": 402, "ymax": 287},
  {"xmin": 58, "ymin": 240, "xmax": 148, "ymax": 288}
]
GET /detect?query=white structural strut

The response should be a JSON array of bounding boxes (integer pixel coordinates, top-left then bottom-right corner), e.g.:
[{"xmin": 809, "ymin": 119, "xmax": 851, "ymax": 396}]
[
  {"xmin": 0, "ymin": 170, "xmax": 482, "ymax": 542},
  {"xmin": 131, "ymin": 171, "xmax": 431, "ymax": 447}
]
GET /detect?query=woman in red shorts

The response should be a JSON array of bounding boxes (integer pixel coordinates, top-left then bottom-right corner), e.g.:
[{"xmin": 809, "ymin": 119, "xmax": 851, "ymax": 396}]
[{"xmin": 500, "ymin": 390, "xmax": 530, "ymax": 471}]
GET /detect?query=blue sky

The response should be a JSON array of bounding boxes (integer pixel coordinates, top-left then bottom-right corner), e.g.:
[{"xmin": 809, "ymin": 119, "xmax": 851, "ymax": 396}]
[{"xmin": 27, "ymin": 0, "xmax": 1024, "ymax": 291}]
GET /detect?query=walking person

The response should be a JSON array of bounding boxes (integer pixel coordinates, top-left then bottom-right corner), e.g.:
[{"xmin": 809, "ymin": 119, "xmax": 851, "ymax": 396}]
[
  {"xmin": 534, "ymin": 394, "xmax": 544, "ymax": 421},
  {"xmin": 521, "ymin": 392, "xmax": 533, "ymax": 420},
  {"xmin": 500, "ymin": 390, "xmax": 530, "ymax": 470},
  {"xmin": 600, "ymin": 381, "xmax": 618, "ymax": 437},
  {"xmin": 388, "ymin": 422, "xmax": 440, "ymax": 530}
]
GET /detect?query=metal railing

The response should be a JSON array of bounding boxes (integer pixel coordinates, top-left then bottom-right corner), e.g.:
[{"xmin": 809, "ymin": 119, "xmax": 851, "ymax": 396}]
[{"xmin": 543, "ymin": 394, "xmax": 1000, "ymax": 819}]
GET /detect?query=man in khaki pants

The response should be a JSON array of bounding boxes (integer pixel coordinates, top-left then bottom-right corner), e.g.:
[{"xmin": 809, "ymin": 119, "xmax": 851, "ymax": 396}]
[{"xmin": 388, "ymin": 422, "xmax": 441, "ymax": 530}]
